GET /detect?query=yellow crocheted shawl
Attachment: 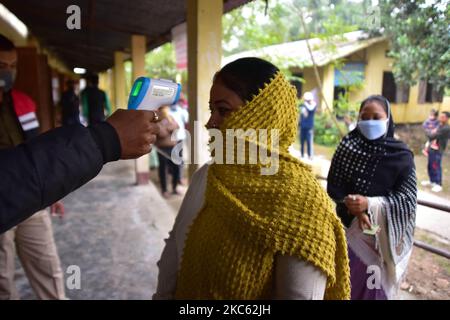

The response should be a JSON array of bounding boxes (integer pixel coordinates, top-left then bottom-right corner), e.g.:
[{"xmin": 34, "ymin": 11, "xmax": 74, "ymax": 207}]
[{"xmin": 175, "ymin": 72, "xmax": 350, "ymax": 300}]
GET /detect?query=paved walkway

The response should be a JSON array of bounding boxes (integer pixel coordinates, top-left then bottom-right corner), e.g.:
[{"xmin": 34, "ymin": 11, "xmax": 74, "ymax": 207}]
[
  {"xmin": 16, "ymin": 160, "xmax": 176, "ymax": 299},
  {"xmin": 415, "ymin": 191, "xmax": 450, "ymax": 241}
]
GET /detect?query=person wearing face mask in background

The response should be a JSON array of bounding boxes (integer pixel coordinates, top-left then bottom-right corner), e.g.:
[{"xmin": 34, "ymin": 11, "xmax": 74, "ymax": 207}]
[
  {"xmin": 0, "ymin": 34, "xmax": 66, "ymax": 299},
  {"xmin": 327, "ymin": 95, "xmax": 417, "ymax": 300}
]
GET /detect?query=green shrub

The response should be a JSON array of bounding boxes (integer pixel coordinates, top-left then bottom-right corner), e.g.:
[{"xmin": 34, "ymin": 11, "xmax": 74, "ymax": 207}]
[{"xmin": 314, "ymin": 111, "xmax": 348, "ymax": 147}]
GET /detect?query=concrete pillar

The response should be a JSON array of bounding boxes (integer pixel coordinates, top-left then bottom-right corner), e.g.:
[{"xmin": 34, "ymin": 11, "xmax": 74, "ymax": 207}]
[
  {"xmin": 98, "ymin": 72, "xmax": 108, "ymax": 91},
  {"xmin": 131, "ymin": 35, "xmax": 150, "ymax": 185},
  {"xmin": 114, "ymin": 51, "xmax": 126, "ymax": 109},
  {"xmin": 108, "ymin": 68, "xmax": 116, "ymax": 112},
  {"xmin": 99, "ymin": 69, "xmax": 115, "ymax": 112},
  {"xmin": 187, "ymin": 0, "xmax": 223, "ymax": 177}
]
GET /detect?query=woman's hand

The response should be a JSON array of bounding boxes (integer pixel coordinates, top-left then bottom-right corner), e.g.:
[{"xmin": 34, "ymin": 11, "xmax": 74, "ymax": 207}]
[
  {"xmin": 50, "ymin": 201, "xmax": 65, "ymax": 219},
  {"xmin": 357, "ymin": 213, "xmax": 372, "ymax": 231},
  {"xmin": 343, "ymin": 194, "xmax": 368, "ymax": 216}
]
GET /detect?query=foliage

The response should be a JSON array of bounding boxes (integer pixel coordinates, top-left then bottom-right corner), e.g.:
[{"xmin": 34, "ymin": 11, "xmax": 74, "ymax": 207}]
[
  {"xmin": 224, "ymin": 0, "xmax": 372, "ymax": 147},
  {"xmin": 313, "ymin": 111, "xmax": 348, "ymax": 147},
  {"xmin": 222, "ymin": 0, "xmax": 372, "ymax": 56},
  {"xmin": 372, "ymin": 0, "xmax": 449, "ymax": 93},
  {"xmin": 222, "ymin": 1, "xmax": 292, "ymax": 56},
  {"xmin": 126, "ymin": 42, "xmax": 179, "ymax": 85},
  {"xmin": 144, "ymin": 42, "xmax": 178, "ymax": 80}
]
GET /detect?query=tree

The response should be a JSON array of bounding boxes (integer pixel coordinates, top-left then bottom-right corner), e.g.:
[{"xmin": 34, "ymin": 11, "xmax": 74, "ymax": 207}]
[
  {"xmin": 373, "ymin": 0, "xmax": 449, "ymax": 94},
  {"xmin": 222, "ymin": 0, "xmax": 371, "ymax": 56},
  {"xmin": 126, "ymin": 42, "xmax": 183, "ymax": 95},
  {"xmin": 144, "ymin": 42, "xmax": 178, "ymax": 80}
]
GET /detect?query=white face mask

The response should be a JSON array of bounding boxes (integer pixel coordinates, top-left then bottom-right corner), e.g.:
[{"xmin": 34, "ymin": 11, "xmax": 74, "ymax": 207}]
[{"xmin": 357, "ymin": 119, "xmax": 389, "ymax": 140}]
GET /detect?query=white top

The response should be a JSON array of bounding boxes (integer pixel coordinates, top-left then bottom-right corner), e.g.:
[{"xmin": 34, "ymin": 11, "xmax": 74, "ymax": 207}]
[
  {"xmin": 169, "ymin": 105, "xmax": 189, "ymax": 141},
  {"xmin": 153, "ymin": 164, "xmax": 327, "ymax": 300},
  {"xmin": 346, "ymin": 197, "xmax": 412, "ymax": 299}
]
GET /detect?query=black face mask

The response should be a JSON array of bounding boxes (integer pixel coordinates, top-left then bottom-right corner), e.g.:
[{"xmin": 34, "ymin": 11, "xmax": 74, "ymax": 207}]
[{"xmin": 0, "ymin": 69, "xmax": 16, "ymax": 92}]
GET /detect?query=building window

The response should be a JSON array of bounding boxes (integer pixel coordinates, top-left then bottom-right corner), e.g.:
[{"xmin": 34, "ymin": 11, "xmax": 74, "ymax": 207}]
[
  {"xmin": 334, "ymin": 86, "xmax": 347, "ymax": 101},
  {"xmin": 382, "ymin": 72, "xmax": 409, "ymax": 103},
  {"xmin": 334, "ymin": 62, "xmax": 365, "ymax": 87},
  {"xmin": 418, "ymin": 80, "xmax": 443, "ymax": 104},
  {"xmin": 333, "ymin": 62, "xmax": 365, "ymax": 106}
]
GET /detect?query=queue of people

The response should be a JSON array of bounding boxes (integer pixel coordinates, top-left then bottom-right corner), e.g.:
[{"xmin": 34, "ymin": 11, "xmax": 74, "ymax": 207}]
[
  {"xmin": 2, "ymin": 30, "xmax": 449, "ymax": 300},
  {"xmin": 153, "ymin": 58, "xmax": 423, "ymax": 300}
]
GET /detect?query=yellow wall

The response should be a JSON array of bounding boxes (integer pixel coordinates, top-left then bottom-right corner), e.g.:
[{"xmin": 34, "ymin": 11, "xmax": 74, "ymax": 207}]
[
  {"xmin": 355, "ymin": 40, "xmax": 449, "ymax": 123},
  {"xmin": 298, "ymin": 40, "xmax": 450, "ymax": 123},
  {"xmin": 99, "ymin": 69, "xmax": 115, "ymax": 108},
  {"xmin": 113, "ymin": 51, "xmax": 126, "ymax": 110},
  {"xmin": 300, "ymin": 66, "xmax": 334, "ymax": 110},
  {"xmin": 391, "ymin": 89, "xmax": 450, "ymax": 123},
  {"xmin": 301, "ymin": 67, "xmax": 318, "ymax": 94},
  {"xmin": 346, "ymin": 41, "xmax": 390, "ymax": 104}
]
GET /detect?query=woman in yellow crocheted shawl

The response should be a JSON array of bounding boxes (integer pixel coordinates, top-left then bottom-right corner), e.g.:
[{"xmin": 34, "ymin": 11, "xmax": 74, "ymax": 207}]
[{"xmin": 153, "ymin": 58, "xmax": 350, "ymax": 300}]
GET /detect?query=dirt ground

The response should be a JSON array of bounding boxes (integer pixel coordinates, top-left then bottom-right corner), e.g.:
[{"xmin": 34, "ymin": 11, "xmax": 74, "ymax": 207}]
[
  {"xmin": 400, "ymin": 228, "xmax": 450, "ymax": 300},
  {"xmin": 414, "ymin": 153, "xmax": 450, "ymax": 199}
]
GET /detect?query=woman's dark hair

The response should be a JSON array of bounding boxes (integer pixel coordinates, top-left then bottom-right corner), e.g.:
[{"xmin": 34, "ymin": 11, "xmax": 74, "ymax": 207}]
[
  {"xmin": 359, "ymin": 95, "xmax": 390, "ymax": 116},
  {"xmin": 214, "ymin": 57, "xmax": 279, "ymax": 102}
]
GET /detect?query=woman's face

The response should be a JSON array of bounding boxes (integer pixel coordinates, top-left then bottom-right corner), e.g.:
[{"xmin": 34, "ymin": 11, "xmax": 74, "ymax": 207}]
[
  {"xmin": 206, "ymin": 78, "xmax": 244, "ymax": 129},
  {"xmin": 359, "ymin": 101, "xmax": 388, "ymax": 121}
]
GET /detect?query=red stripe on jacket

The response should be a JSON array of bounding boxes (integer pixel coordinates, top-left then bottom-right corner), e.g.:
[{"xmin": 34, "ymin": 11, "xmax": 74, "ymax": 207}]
[{"xmin": 11, "ymin": 89, "xmax": 37, "ymax": 117}]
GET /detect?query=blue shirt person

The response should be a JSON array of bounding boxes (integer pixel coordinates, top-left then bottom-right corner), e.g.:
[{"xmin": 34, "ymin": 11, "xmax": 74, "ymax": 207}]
[{"xmin": 299, "ymin": 91, "xmax": 317, "ymax": 159}]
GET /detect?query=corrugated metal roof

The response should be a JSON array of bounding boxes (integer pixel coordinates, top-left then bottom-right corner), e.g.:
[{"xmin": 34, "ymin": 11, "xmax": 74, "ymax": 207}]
[
  {"xmin": 2, "ymin": 0, "xmax": 251, "ymax": 72},
  {"xmin": 223, "ymin": 31, "xmax": 386, "ymax": 68}
]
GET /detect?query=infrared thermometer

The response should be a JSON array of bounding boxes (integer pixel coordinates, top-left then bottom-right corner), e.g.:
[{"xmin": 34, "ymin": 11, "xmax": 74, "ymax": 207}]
[{"xmin": 128, "ymin": 77, "xmax": 182, "ymax": 111}]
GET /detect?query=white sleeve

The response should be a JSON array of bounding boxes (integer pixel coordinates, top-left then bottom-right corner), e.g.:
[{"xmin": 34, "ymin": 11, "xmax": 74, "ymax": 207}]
[
  {"xmin": 273, "ymin": 254, "xmax": 327, "ymax": 300},
  {"xmin": 182, "ymin": 109, "xmax": 189, "ymax": 123},
  {"xmin": 152, "ymin": 165, "xmax": 209, "ymax": 300},
  {"xmin": 152, "ymin": 227, "xmax": 179, "ymax": 300},
  {"xmin": 367, "ymin": 196, "xmax": 386, "ymax": 224}
]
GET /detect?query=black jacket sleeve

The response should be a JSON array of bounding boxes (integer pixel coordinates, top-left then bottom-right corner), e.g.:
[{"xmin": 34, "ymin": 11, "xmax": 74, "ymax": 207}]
[{"xmin": 0, "ymin": 122, "xmax": 121, "ymax": 234}]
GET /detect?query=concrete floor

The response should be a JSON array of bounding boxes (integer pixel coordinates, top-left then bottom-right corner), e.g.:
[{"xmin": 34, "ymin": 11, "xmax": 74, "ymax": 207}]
[{"xmin": 15, "ymin": 160, "xmax": 176, "ymax": 300}]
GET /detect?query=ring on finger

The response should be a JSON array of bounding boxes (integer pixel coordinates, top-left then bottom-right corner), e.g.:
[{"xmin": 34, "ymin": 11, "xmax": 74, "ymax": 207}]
[{"xmin": 151, "ymin": 110, "xmax": 160, "ymax": 122}]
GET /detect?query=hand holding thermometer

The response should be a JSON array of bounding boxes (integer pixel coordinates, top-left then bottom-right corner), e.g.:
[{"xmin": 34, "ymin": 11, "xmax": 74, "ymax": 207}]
[{"xmin": 127, "ymin": 77, "xmax": 182, "ymax": 111}]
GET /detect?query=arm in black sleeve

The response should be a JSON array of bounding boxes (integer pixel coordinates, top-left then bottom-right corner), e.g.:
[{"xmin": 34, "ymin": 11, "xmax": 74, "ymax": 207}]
[{"xmin": 0, "ymin": 122, "xmax": 121, "ymax": 234}]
